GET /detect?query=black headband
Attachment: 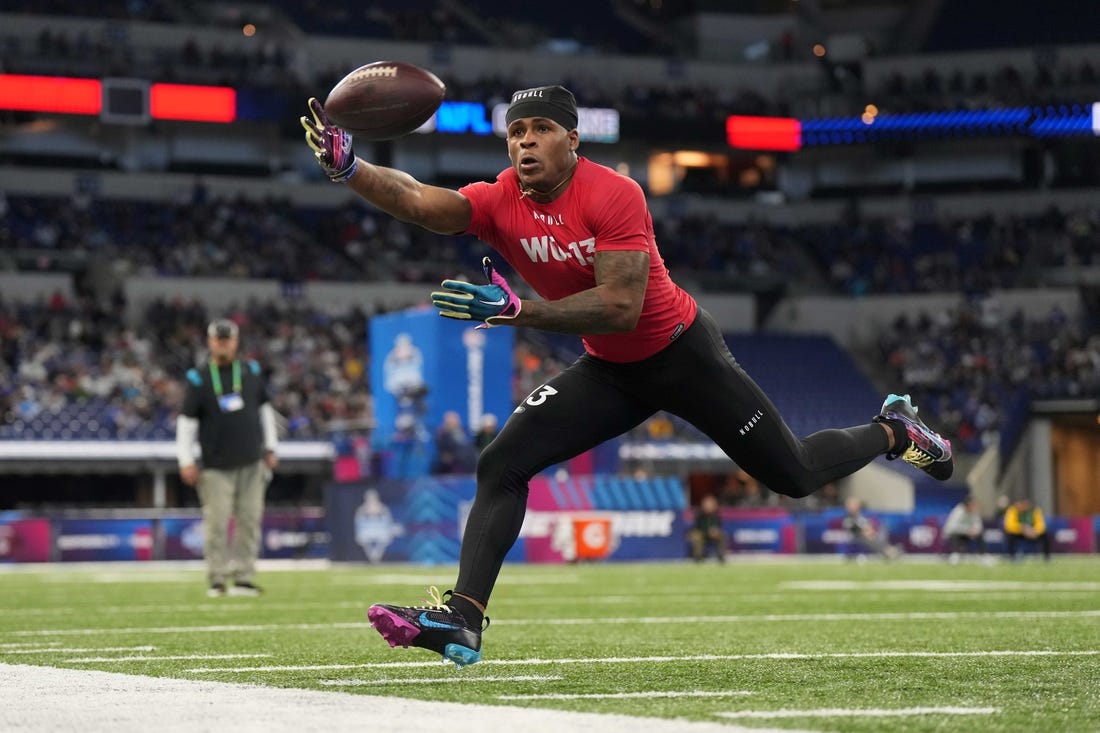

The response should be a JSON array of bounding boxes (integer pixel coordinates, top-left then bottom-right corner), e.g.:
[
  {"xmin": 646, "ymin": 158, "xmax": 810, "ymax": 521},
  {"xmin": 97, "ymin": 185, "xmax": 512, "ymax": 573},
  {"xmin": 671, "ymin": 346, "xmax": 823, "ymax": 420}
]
[{"xmin": 505, "ymin": 85, "xmax": 578, "ymax": 131}]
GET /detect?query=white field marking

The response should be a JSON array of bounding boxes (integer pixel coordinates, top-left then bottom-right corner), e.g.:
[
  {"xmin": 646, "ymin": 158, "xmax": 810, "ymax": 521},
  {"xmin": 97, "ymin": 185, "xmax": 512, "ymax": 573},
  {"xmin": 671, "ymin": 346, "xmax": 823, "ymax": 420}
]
[
  {"xmin": 67, "ymin": 653, "xmax": 273, "ymax": 663},
  {"xmin": 6, "ymin": 622, "xmax": 374, "ymax": 637},
  {"xmin": 319, "ymin": 675, "xmax": 563, "ymax": 686},
  {"xmin": 3, "ymin": 646, "xmax": 155, "ymax": 655},
  {"xmin": 184, "ymin": 649, "xmax": 1100, "ymax": 673},
  {"xmin": 0, "ymin": 641, "xmax": 62, "ymax": 648},
  {"xmin": 4, "ymin": 589, "xmax": 1095, "ymax": 611},
  {"xmin": 0, "ymin": 600, "xmax": 369, "ymax": 617},
  {"xmin": 499, "ymin": 589, "xmax": 1100, "ymax": 605},
  {"xmin": 10, "ymin": 608, "xmax": 1100, "ymax": 638},
  {"xmin": 504, "ymin": 609, "xmax": 1100, "ymax": 625},
  {"xmin": 499, "ymin": 691, "xmax": 754, "ymax": 701},
  {"xmin": 9, "ymin": 558, "xmax": 330, "ymax": 579},
  {"xmin": 343, "ymin": 573, "xmax": 580, "ymax": 586},
  {"xmin": 718, "ymin": 707, "xmax": 999, "ymax": 719},
  {"xmin": 782, "ymin": 580, "xmax": 1100, "ymax": 592},
  {"xmin": 0, "ymin": 664, "xmax": 810, "ymax": 733},
  {"xmin": 0, "ymin": 598, "xmax": 369, "ymax": 611},
  {"xmin": 11, "ymin": 590, "xmax": 1096, "ymax": 618}
]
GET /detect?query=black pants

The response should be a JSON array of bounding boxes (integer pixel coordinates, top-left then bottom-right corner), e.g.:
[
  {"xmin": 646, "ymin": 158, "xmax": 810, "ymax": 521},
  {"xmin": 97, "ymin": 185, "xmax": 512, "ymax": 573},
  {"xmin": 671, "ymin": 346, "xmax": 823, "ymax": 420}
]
[
  {"xmin": 1006, "ymin": 531, "xmax": 1051, "ymax": 559},
  {"xmin": 456, "ymin": 310, "xmax": 890, "ymax": 604},
  {"xmin": 946, "ymin": 532, "xmax": 986, "ymax": 554}
]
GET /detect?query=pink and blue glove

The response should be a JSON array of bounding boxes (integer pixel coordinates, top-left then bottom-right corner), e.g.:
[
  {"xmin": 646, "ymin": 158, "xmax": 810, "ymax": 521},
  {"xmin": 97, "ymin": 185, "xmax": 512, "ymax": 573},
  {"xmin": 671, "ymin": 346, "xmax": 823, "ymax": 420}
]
[
  {"xmin": 431, "ymin": 257, "xmax": 522, "ymax": 329},
  {"xmin": 300, "ymin": 97, "xmax": 358, "ymax": 182}
]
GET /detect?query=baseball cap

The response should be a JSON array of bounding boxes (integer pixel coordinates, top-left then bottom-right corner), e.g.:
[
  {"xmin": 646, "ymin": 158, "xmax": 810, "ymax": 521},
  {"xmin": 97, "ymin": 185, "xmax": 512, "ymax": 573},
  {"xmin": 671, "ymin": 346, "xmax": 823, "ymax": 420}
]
[
  {"xmin": 505, "ymin": 85, "xmax": 578, "ymax": 131},
  {"xmin": 207, "ymin": 319, "xmax": 239, "ymax": 339}
]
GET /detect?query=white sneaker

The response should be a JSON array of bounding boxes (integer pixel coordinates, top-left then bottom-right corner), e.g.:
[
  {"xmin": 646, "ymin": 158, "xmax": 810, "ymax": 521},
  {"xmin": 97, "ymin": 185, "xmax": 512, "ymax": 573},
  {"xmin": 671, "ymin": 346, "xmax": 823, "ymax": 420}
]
[{"xmin": 227, "ymin": 582, "xmax": 262, "ymax": 597}]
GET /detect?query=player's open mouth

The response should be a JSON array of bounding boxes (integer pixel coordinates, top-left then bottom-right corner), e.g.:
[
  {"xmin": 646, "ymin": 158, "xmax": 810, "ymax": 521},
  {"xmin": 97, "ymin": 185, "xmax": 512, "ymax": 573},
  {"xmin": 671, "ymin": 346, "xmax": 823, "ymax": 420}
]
[{"xmin": 518, "ymin": 156, "xmax": 539, "ymax": 171}]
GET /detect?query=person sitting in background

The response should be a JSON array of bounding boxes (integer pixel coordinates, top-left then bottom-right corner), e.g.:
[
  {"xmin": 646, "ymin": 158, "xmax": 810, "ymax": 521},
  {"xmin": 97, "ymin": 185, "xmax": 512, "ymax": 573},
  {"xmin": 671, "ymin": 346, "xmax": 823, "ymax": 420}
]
[
  {"xmin": 841, "ymin": 497, "xmax": 900, "ymax": 561},
  {"xmin": 942, "ymin": 495, "xmax": 986, "ymax": 563},
  {"xmin": 473, "ymin": 413, "xmax": 499, "ymax": 453},
  {"xmin": 1003, "ymin": 498, "xmax": 1051, "ymax": 561},
  {"xmin": 687, "ymin": 494, "xmax": 727, "ymax": 563},
  {"xmin": 431, "ymin": 410, "xmax": 475, "ymax": 474}
]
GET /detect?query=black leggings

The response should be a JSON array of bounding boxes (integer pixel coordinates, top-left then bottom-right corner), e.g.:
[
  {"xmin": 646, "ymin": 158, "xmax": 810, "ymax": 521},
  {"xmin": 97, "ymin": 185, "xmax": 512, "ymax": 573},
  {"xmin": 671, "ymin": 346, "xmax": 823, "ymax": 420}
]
[{"xmin": 456, "ymin": 309, "xmax": 890, "ymax": 604}]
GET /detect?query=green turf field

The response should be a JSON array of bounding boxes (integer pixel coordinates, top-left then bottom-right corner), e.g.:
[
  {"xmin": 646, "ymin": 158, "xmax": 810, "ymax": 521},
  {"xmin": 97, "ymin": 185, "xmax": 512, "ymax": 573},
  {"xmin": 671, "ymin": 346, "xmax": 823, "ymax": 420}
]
[{"xmin": 2, "ymin": 556, "xmax": 1098, "ymax": 732}]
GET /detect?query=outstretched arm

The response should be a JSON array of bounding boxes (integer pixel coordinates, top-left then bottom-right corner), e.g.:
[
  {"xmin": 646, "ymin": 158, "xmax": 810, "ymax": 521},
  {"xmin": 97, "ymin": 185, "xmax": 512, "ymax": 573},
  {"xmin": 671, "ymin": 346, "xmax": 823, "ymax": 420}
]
[
  {"xmin": 343, "ymin": 161, "xmax": 472, "ymax": 235},
  {"xmin": 301, "ymin": 98, "xmax": 471, "ymax": 235}
]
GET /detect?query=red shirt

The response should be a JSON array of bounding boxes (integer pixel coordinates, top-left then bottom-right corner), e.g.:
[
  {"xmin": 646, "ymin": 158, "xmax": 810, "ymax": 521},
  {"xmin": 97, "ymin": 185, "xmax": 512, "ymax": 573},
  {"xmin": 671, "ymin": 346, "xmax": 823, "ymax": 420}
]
[{"xmin": 459, "ymin": 157, "xmax": 697, "ymax": 363}]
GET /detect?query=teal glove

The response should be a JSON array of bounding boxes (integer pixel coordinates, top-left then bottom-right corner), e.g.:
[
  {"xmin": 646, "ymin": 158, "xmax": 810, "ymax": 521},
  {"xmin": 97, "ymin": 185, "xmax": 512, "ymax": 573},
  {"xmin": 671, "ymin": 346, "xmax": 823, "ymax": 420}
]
[{"xmin": 431, "ymin": 257, "xmax": 522, "ymax": 329}]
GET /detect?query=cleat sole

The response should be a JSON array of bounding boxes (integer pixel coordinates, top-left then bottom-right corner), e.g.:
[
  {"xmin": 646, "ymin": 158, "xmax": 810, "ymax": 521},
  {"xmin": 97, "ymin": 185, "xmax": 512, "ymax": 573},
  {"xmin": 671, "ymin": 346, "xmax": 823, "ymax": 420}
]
[
  {"xmin": 368, "ymin": 606, "xmax": 421, "ymax": 648},
  {"xmin": 444, "ymin": 643, "xmax": 481, "ymax": 668}
]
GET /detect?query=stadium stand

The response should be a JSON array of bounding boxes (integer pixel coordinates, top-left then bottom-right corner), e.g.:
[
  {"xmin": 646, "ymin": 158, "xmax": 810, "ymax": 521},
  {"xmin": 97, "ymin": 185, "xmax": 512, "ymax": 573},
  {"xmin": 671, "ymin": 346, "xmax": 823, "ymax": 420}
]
[
  {"xmin": 1, "ymin": 0, "xmax": 1098, "ymax": 522},
  {"xmin": 0, "ymin": 293, "xmax": 372, "ymax": 442}
]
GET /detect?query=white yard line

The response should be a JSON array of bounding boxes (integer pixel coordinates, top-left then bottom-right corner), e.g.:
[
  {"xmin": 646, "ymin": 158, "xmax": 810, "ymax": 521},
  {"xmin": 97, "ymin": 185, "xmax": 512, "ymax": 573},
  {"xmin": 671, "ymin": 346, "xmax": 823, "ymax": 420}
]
[
  {"xmin": 184, "ymin": 649, "xmax": 1100, "ymax": 674},
  {"xmin": 320, "ymin": 675, "xmax": 562, "ymax": 686},
  {"xmin": 3, "ymin": 591, "xmax": 1098, "ymax": 617},
  {"xmin": 2, "ymin": 646, "xmax": 155, "ymax": 655},
  {"xmin": 0, "ymin": 663, "xmax": 812, "ymax": 733},
  {"xmin": 9, "ymin": 608, "xmax": 1097, "ymax": 637},
  {"xmin": 499, "ymin": 691, "xmax": 753, "ymax": 701},
  {"xmin": 6, "ymin": 622, "xmax": 374, "ymax": 637},
  {"xmin": 66, "ymin": 653, "xmax": 272, "ymax": 663},
  {"xmin": 718, "ymin": 706, "xmax": 999, "ymax": 719},
  {"xmin": 347, "ymin": 573, "xmax": 581, "ymax": 586},
  {"xmin": 0, "ymin": 600, "xmax": 368, "ymax": 616},
  {"xmin": 0, "ymin": 641, "xmax": 62, "ymax": 649},
  {"xmin": 782, "ymin": 580, "xmax": 1100, "ymax": 591},
  {"xmin": 511, "ymin": 610, "xmax": 1100, "ymax": 625}
]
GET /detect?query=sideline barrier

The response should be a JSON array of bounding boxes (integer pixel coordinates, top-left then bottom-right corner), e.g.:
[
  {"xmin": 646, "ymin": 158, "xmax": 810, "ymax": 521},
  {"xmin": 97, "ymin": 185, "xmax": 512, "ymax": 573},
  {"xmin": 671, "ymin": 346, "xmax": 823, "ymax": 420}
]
[
  {"xmin": 0, "ymin": 509, "xmax": 328, "ymax": 563},
  {"xmin": 3, "ymin": 480, "xmax": 1097, "ymax": 563}
]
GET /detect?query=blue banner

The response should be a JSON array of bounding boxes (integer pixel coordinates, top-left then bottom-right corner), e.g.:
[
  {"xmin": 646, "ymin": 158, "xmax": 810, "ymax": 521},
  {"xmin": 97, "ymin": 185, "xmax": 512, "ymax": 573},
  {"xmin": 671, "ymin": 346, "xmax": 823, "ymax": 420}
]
[
  {"xmin": 161, "ymin": 511, "xmax": 330, "ymax": 560},
  {"xmin": 328, "ymin": 477, "xmax": 503, "ymax": 564},
  {"xmin": 369, "ymin": 307, "xmax": 514, "ymax": 478},
  {"xmin": 56, "ymin": 518, "xmax": 153, "ymax": 562}
]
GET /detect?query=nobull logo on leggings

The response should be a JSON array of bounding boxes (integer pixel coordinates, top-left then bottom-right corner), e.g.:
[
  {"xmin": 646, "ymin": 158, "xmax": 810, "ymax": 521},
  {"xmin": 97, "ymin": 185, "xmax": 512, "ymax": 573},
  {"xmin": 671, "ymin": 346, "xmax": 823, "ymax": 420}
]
[{"xmin": 739, "ymin": 409, "xmax": 764, "ymax": 436}]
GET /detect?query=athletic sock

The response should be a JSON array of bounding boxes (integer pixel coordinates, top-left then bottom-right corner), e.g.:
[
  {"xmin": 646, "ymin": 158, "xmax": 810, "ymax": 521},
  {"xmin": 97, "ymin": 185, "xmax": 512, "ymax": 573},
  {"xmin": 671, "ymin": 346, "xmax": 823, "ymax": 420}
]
[
  {"xmin": 882, "ymin": 418, "xmax": 910, "ymax": 456},
  {"xmin": 447, "ymin": 593, "xmax": 484, "ymax": 628}
]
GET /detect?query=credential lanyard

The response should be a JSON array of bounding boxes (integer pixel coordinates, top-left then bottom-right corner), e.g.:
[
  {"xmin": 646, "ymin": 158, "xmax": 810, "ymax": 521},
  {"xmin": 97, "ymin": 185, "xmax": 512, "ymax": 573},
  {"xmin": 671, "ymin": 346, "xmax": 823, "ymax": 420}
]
[{"xmin": 209, "ymin": 360, "xmax": 241, "ymax": 397}]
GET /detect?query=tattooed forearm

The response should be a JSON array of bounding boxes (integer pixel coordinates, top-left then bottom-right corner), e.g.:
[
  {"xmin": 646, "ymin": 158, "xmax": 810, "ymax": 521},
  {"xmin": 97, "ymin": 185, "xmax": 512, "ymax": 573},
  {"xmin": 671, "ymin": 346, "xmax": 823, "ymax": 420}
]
[
  {"xmin": 345, "ymin": 160, "xmax": 471, "ymax": 234},
  {"xmin": 514, "ymin": 251, "xmax": 649, "ymax": 334}
]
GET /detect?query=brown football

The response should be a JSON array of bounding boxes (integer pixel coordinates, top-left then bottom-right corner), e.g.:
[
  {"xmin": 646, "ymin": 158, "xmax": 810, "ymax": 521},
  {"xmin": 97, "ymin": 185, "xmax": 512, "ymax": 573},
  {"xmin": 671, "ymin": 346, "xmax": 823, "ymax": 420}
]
[{"xmin": 323, "ymin": 61, "xmax": 446, "ymax": 141}]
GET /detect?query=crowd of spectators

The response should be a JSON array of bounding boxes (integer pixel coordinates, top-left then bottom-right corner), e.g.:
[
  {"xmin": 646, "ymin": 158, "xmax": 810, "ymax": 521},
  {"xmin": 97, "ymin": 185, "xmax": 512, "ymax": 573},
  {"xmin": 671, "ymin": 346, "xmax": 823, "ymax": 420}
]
[
  {"xmin": 4, "ymin": 0, "xmax": 667, "ymax": 58},
  {"xmin": 1, "ymin": 190, "xmax": 813, "ymax": 290},
  {"xmin": 6, "ymin": 5, "xmax": 1097, "ymax": 128},
  {"xmin": 0, "ymin": 190, "xmax": 491, "ymax": 285},
  {"xmin": 2, "ymin": 280, "xmax": 1097, "ymax": 492},
  {"xmin": 871, "ymin": 57, "xmax": 1099, "ymax": 114},
  {"xmin": 877, "ymin": 298, "xmax": 1100, "ymax": 455},
  {"xmin": 7, "ymin": 190, "xmax": 1100, "ymax": 299},
  {"xmin": 0, "ymin": 291, "xmax": 373, "ymax": 441}
]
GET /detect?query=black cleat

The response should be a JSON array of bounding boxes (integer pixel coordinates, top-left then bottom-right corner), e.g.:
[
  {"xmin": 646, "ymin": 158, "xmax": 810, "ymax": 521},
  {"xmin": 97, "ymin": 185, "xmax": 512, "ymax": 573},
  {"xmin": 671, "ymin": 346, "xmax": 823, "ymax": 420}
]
[
  {"xmin": 875, "ymin": 393, "xmax": 954, "ymax": 480},
  {"xmin": 367, "ymin": 586, "xmax": 487, "ymax": 668}
]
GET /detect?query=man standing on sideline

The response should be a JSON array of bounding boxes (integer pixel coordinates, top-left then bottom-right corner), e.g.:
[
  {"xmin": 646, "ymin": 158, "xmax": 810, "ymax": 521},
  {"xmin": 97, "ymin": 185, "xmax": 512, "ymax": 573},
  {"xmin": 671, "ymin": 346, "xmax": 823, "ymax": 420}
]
[
  {"xmin": 176, "ymin": 319, "xmax": 279, "ymax": 597},
  {"xmin": 301, "ymin": 85, "xmax": 953, "ymax": 667}
]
